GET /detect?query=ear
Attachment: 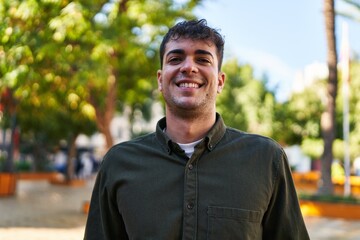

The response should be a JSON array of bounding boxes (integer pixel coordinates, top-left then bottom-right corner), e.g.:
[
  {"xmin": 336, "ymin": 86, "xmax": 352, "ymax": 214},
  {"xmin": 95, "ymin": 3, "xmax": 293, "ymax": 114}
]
[
  {"xmin": 217, "ymin": 71, "xmax": 226, "ymax": 93},
  {"xmin": 157, "ymin": 70, "xmax": 163, "ymax": 91}
]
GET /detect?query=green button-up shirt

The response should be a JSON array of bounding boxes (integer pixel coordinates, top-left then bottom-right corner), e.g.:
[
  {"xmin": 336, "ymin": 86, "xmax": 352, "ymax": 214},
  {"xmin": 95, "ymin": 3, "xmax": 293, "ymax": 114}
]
[{"xmin": 84, "ymin": 114, "xmax": 309, "ymax": 240}]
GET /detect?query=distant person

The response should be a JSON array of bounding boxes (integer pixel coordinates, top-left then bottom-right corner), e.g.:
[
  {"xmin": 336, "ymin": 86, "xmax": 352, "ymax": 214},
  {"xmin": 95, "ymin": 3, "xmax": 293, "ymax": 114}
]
[
  {"xmin": 84, "ymin": 19, "xmax": 309, "ymax": 239},
  {"xmin": 78, "ymin": 152, "xmax": 93, "ymax": 179},
  {"xmin": 52, "ymin": 147, "xmax": 66, "ymax": 174}
]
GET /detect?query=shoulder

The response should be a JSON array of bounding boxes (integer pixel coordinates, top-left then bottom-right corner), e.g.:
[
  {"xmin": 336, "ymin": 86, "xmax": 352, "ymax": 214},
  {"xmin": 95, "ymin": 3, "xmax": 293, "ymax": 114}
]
[
  {"xmin": 109, "ymin": 132, "xmax": 156, "ymax": 154},
  {"xmin": 223, "ymin": 127, "xmax": 286, "ymax": 171},
  {"xmin": 101, "ymin": 132, "xmax": 157, "ymax": 167},
  {"xmin": 225, "ymin": 127, "xmax": 283, "ymax": 152},
  {"xmin": 220, "ymin": 127, "xmax": 289, "ymax": 185}
]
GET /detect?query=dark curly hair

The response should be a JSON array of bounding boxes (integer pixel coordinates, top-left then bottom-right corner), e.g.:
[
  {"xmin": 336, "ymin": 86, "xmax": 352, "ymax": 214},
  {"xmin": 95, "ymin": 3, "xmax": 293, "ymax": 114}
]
[{"xmin": 159, "ymin": 19, "xmax": 225, "ymax": 71}]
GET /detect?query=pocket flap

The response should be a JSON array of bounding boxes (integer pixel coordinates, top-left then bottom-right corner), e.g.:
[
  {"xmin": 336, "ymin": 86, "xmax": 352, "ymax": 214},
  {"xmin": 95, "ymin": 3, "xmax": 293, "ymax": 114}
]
[{"xmin": 208, "ymin": 206, "xmax": 261, "ymax": 223}]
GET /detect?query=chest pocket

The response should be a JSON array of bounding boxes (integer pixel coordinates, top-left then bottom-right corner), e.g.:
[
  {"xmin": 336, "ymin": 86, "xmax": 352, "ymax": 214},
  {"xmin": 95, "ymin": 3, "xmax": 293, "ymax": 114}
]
[{"xmin": 207, "ymin": 206, "xmax": 262, "ymax": 240}]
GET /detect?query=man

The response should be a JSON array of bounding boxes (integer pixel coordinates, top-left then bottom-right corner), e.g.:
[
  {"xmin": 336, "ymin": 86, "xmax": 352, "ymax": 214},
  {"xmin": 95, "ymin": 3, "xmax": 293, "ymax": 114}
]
[{"xmin": 84, "ymin": 19, "xmax": 309, "ymax": 240}]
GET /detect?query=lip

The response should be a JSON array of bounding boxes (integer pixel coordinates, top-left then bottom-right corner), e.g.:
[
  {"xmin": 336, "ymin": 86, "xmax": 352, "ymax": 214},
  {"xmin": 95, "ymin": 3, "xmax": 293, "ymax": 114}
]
[{"xmin": 175, "ymin": 79, "xmax": 204, "ymax": 89}]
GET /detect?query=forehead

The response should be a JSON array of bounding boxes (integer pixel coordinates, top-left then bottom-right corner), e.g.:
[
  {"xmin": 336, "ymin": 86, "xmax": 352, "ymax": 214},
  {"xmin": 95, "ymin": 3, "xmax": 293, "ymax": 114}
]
[{"xmin": 164, "ymin": 38, "xmax": 217, "ymax": 56}]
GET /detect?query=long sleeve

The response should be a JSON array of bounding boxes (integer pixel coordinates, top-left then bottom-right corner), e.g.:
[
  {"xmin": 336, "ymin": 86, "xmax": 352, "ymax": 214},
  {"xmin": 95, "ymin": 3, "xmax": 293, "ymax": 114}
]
[
  {"xmin": 84, "ymin": 116, "xmax": 310, "ymax": 239},
  {"xmin": 84, "ymin": 167, "xmax": 129, "ymax": 240},
  {"xmin": 262, "ymin": 150, "xmax": 309, "ymax": 240}
]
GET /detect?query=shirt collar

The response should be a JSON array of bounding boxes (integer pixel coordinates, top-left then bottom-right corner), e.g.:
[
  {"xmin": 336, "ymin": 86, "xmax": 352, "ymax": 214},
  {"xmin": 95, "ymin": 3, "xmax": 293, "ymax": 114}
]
[{"xmin": 155, "ymin": 113, "xmax": 226, "ymax": 154}]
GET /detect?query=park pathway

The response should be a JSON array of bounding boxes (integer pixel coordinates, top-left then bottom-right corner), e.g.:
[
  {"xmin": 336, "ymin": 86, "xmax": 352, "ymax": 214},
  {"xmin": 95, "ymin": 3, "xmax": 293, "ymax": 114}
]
[{"xmin": 1, "ymin": 178, "xmax": 360, "ymax": 240}]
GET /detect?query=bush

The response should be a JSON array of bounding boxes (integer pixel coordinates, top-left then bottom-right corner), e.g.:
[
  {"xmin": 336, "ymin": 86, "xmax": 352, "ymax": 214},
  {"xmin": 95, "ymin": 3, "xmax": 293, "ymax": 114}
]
[{"xmin": 299, "ymin": 193, "xmax": 360, "ymax": 204}]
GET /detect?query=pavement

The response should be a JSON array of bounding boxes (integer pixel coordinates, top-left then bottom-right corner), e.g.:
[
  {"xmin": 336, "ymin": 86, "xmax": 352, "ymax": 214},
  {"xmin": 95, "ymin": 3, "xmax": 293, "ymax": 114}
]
[
  {"xmin": 0, "ymin": 178, "xmax": 93, "ymax": 240},
  {"xmin": 1, "ymin": 178, "xmax": 360, "ymax": 240}
]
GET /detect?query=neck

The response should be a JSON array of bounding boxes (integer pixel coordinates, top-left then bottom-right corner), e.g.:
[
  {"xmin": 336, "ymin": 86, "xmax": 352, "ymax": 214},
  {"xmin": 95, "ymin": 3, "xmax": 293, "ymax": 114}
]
[{"xmin": 165, "ymin": 110, "xmax": 216, "ymax": 144}]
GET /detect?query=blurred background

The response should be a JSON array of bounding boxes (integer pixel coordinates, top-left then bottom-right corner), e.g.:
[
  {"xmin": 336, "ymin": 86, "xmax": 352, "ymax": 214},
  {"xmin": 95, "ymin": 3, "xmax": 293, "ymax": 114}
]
[{"xmin": 1, "ymin": 0, "xmax": 360, "ymax": 239}]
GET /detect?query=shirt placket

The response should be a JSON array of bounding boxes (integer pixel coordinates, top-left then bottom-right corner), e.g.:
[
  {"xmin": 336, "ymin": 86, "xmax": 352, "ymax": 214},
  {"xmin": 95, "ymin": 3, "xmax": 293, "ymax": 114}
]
[{"xmin": 182, "ymin": 146, "xmax": 205, "ymax": 240}]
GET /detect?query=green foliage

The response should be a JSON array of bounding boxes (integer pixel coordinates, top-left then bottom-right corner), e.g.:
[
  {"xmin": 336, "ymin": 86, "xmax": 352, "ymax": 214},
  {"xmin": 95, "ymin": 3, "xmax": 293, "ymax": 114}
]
[
  {"xmin": 217, "ymin": 59, "xmax": 276, "ymax": 137},
  {"xmin": 293, "ymin": 60, "xmax": 360, "ymax": 162},
  {"xmin": 301, "ymin": 138, "xmax": 324, "ymax": 160},
  {"xmin": 0, "ymin": 155, "xmax": 5, "ymax": 171},
  {"xmin": 0, "ymin": 0, "xmax": 201, "ymax": 151},
  {"xmin": 337, "ymin": 0, "xmax": 360, "ymax": 22},
  {"xmin": 278, "ymin": 80, "xmax": 325, "ymax": 146},
  {"xmin": 348, "ymin": 61, "xmax": 360, "ymax": 156},
  {"xmin": 15, "ymin": 160, "xmax": 32, "ymax": 172},
  {"xmin": 1, "ymin": 0, "xmax": 360, "ymax": 173}
]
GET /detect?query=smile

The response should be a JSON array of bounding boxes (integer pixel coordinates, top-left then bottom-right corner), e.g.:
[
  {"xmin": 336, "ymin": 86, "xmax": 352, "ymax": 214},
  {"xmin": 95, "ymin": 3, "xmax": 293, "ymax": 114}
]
[{"xmin": 178, "ymin": 82, "xmax": 200, "ymax": 88}]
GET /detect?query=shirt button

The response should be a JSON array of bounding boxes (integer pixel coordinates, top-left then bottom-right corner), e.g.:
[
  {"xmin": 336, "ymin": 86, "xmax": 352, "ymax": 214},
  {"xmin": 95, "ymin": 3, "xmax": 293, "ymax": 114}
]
[
  {"xmin": 187, "ymin": 202, "xmax": 194, "ymax": 210},
  {"xmin": 208, "ymin": 144, "xmax": 213, "ymax": 150},
  {"xmin": 188, "ymin": 164, "xmax": 193, "ymax": 170}
]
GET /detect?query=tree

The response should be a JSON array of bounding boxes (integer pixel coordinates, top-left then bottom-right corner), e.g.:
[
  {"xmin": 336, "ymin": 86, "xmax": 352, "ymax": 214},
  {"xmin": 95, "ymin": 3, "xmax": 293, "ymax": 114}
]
[
  {"xmin": 40, "ymin": 0, "xmax": 202, "ymax": 150},
  {"xmin": 318, "ymin": 0, "xmax": 338, "ymax": 195},
  {"xmin": 279, "ymin": 79, "xmax": 325, "ymax": 147},
  {"xmin": 348, "ymin": 61, "xmax": 360, "ymax": 158},
  {"xmin": 216, "ymin": 59, "xmax": 277, "ymax": 137},
  {"xmin": 0, "ymin": 0, "xmax": 203, "ymax": 179},
  {"xmin": 337, "ymin": 60, "xmax": 360, "ymax": 159},
  {"xmin": 0, "ymin": 0, "xmax": 98, "ymax": 179},
  {"xmin": 337, "ymin": 0, "xmax": 360, "ymax": 22}
]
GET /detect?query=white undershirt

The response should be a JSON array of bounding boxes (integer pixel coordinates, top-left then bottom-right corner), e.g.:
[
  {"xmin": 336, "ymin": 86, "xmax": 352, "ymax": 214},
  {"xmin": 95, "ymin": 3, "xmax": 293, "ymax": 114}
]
[
  {"xmin": 177, "ymin": 139, "xmax": 203, "ymax": 158},
  {"xmin": 163, "ymin": 128, "xmax": 203, "ymax": 158}
]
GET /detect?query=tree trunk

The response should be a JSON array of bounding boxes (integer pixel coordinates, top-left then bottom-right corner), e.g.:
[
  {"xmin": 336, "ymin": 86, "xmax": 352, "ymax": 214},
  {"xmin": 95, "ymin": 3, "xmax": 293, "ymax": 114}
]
[
  {"xmin": 4, "ymin": 113, "xmax": 16, "ymax": 173},
  {"xmin": 90, "ymin": 67, "xmax": 118, "ymax": 151},
  {"xmin": 2, "ymin": 88, "xmax": 17, "ymax": 173},
  {"xmin": 66, "ymin": 133, "xmax": 78, "ymax": 181},
  {"xmin": 318, "ymin": 0, "xmax": 338, "ymax": 195}
]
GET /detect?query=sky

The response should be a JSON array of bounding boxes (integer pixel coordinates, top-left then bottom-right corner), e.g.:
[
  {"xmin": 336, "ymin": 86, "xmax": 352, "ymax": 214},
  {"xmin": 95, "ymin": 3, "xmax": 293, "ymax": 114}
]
[{"xmin": 194, "ymin": 0, "xmax": 360, "ymax": 101}]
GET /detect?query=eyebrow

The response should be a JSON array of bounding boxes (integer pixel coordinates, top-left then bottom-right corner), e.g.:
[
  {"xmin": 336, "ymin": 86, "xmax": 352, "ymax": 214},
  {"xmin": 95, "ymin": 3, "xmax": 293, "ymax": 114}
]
[{"xmin": 166, "ymin": 49, "xmax": 214, "ymax": 59}]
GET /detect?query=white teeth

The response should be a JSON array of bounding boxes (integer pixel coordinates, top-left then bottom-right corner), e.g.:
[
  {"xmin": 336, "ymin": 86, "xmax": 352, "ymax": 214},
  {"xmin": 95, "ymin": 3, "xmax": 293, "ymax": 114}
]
[{"xmin": 179, "ymin": 83, "xmax": 199, "ymax": 88}]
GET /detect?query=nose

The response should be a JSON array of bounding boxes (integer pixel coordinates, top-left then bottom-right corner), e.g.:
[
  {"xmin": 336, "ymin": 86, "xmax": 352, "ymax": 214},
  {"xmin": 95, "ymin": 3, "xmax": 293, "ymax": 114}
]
[{"xmin": 180, "ymin": 58, "xmax": 198, "ymax": 74}]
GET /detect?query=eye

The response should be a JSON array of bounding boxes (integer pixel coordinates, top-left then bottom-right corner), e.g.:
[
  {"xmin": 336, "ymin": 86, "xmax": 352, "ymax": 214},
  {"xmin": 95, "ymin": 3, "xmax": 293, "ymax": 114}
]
[
  {"xmin": 197, "ymin": 57, "xmax": 212, "ymax": 65},
  {"xmin": 168, "ymin": 56, "xmax": 182, "ymax": 64}
]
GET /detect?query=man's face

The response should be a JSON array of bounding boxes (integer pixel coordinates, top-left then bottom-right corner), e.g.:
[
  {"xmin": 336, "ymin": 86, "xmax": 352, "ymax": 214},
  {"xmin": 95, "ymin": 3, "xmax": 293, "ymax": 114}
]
[{"xmin": 157, "ymin": 38, "xmax": 225, "ymax": 116}]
